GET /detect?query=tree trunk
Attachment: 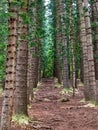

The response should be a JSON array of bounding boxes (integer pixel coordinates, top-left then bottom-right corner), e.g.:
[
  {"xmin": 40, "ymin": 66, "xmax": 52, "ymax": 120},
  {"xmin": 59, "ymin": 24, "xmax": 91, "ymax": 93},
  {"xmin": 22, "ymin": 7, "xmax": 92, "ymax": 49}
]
[
  {"xmin": 27, "ymin": 46, "xmax": 31, "ymax": 104},
  {"xmin": 55, "ymin": 0, "xmax": 62, "ymax": 84},
  {"xmin": 0, "ymin": 1, "xmax": 18, "ymax": 130},
  {"xmin": 29, "ymin": 46, "xmax": 38, "ymax": 100},
  {"xmin": 77, "ymin": 0, "xmax": 90, "ymax": 100},
  {"xmin": 69, "ymin": 0, "xmax": 76, "ymax": 91},
  {"xmin": 80, "ymin": 56, "xmax": 84, "ymax": 82},
  {"xmin": 92, "ymin": 2, "xmax": 98, "ymax": 80},
  {"xmin": 60, "ymin": 0, "xmax": 69, "ymax": 88},
  {"xmin": 94, "ymin": 0, "xmax": 98, "ymax": 12},
  {"xmin": 14, "ymin": 0, "xmax": 28, "ymax": 115},
  {"xmin": 83, "ymin": 0, "xmax": 96, "ymax": 101}
]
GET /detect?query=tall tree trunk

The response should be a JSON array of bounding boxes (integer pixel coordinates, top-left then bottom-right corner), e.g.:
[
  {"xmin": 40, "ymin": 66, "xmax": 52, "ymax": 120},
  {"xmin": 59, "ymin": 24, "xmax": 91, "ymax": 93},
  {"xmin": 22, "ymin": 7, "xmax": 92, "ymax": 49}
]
[
  {"xmin": 83, "ymin": 0, "xmax": 96, "ymax": 101},
  {"xmin": 94, "ymin": 0, "xmax": 98, "ymax": 12},
  {"xmin": 55, "ymin": 0, "xmax": 62, "ymax": 84},
  {"xmin": 60, "ymin": 0, "xmax": 69, "ymax": 88},
  {"xmin": 92, "ymin": 2, "xmax": 98, "ymax": 80},
  {"xmin": 28, "ymin": 0, "xmax": 42, "ymax": 101},
  {"xmin": 80, "ymin": 56, "xmax": 84, "ymax": 82},
  {"xmin": 35, "ymin": 0, "xmax": 43, "ymax": 83},
  {"xmin": 29, "ymin": 46, "xmax": 38, "ymax": 100},
  {"xmin": 69, "ymin": 0, "xmax": 76, "ymax": 91},
  {"xmin": 38, "ymin": 55, "xmax": 41, "ymax": 82},
  {"xmin": 14, "ymin": 0, "xmax": 28, "ymax": 115},
  {"xmin": 77, "ymin": 0, "xmax": 90, "ymax": 100},
  {"xmin": 27, "ymin": 46, "xmax": 31, "ymax": 104},
  {"xmin": 0, "ymin": 1, "xmax": 18, "ymax": 130}
]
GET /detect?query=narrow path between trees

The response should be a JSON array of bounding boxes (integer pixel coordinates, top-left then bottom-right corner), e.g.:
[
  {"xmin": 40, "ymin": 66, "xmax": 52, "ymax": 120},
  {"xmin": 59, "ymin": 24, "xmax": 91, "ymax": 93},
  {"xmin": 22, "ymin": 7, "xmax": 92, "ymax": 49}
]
[
  {"xmin": 28, "ymin": 78, "xmax": 98, "ymax": 130},
  {"xmin": 1, "ymin": 78, "xmax": 98, "ymax": 130}
]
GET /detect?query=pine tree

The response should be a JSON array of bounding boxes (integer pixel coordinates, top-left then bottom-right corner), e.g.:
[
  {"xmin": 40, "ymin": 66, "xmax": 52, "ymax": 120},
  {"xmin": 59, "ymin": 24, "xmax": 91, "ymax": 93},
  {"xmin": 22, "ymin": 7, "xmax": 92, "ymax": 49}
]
[
  {"xmin": 14, "ymin": 0, "xmax": 28, "ymax": 115},
  {"xmin": 0, "ymin": 0, "xmax": 18, "ymax": 129}
]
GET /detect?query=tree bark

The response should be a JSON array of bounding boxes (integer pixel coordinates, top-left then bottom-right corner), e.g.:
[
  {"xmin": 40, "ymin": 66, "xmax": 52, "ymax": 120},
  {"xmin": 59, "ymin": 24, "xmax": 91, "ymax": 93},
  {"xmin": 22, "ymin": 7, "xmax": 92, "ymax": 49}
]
[
  {"xmin": 14, "ymin": 0, "xmax": 28, "ymax": 115},
  {"xmin": 83, "ymin": 0, "xmax": 96, "ymax": 101},
  {"xmin": 0, "ymin": 1, "xmax": 18, "ymax": 129},
  {"xmin": 55, "ymin": 0, "xmax": 62, "ymax": 84},
  {"xmin": 60, "ymin": 0, "xmax": 69, "ymax": 88},
  {"xmin": 92, "ymin": 2, "xmax": 98, "ymax": 80},
  {"xmin": 77, "ymin": 0, "xmax": 90, "ymax": 100}
]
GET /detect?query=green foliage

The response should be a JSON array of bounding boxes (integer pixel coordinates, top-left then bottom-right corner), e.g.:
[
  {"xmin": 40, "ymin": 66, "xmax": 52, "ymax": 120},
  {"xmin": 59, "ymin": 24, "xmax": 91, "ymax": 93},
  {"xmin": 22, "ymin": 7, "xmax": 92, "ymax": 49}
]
[
  {"xmin": 33, "ymin": 87, "xmax": 39, "ymax": 94},
  {"xmin": 83, "ymin": 6, "xmax": 88, "ymax": 12},
  {"xmin": 94, "ymin": 54, "xmax": 98, "ymax": 59},
  {"xmin": 19, "ymin": 12, "xmax": 31, "ymax": 24},
  {"xmin": 0, "ymin": 0, "xmax": 7, "ymax": 84},
  {"xmin": 12, "ymin": 114, "xmax": 29, "ymax": 125},
  {"xmin": 61, "ymin": 88, "xmax": 73, "ymax": 95},
  {"xmin": 0, "ymin": 87, "xmax": 3, "ymax": 95},
  {"xmin": 54, "ymin": 82, "xmax": 61, "ymax": 88},
  {"xmin": 80, "ymin": 98, "xmax": 86, "ymax": 103},
  {"xmin": 41, "ymin": 0, "xmax": 55, "ymax": 77},
  {"xmin": 91, "ymin": 22, "xmax": 98, "ymax": 28}
]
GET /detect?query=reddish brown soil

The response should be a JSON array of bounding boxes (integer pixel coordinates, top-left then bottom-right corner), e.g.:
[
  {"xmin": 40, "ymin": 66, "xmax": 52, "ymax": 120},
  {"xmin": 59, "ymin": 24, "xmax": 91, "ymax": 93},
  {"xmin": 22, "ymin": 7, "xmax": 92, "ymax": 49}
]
[{"xmin": 1, "ymin": 78, "xmax": 98, "ymax": 130}]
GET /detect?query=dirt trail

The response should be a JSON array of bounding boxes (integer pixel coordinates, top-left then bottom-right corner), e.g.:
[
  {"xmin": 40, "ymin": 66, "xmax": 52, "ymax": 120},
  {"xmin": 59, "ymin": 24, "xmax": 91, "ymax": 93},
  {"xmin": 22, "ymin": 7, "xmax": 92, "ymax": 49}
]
[
  {"xmin": 1, "ymin": 78, "xmax": 98, "ymax": 130},
  {"xmin": 28, "ymin": 78, "xmax": 98, "ymax": 130}
]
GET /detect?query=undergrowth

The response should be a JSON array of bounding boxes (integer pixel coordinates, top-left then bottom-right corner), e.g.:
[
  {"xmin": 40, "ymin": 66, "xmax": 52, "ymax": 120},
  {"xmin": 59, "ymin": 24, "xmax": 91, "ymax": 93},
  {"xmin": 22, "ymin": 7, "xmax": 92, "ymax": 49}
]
[
  {"xmin": 54, "ymin": 82, "xmax": 62, "ymax": 88},
  {"xmin": 0, "ymin": 87, "xmax": 3, "ymax": 95},
  {"xmin": 60, "ymin": 88, "xmax": 73, "ymax": 95},
  {"xmin": 12, "ymin": 114, "xmax": 30, "ymax": 125}
]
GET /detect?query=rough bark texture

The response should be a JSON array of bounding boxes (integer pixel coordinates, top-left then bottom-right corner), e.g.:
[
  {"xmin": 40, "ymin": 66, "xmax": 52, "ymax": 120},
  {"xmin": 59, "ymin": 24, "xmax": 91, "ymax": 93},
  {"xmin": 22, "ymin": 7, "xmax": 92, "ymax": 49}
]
[
  {"xmin": 0, "ymin": 1, "xmax": 18, "ymax": 130},
  {"xmin": 55, "ymin": 0, "xmax": 62, "ymax": 84},
  {"xmin": 60, "ymin": 0, "xmax": 69, "ymax": 88},
  {"xmin": 27, "ymin": 47, "xmax": 31, "ymax": 104},
  {"xmin": 92, "ymin": 2, "xmax": 98, "ymax": 80},
  {"xmin": 29, "ymin": 47, "xmax": 38, "ymax": 100},
  {"xmin": 28, "ymin": 0, "xmax": 41, "ymax": 101},
  {"xmin": 77, "ymin": 0, "xmax": 90, "ymax": 100},
  {"xmin": 35, "ymin": 0, "xmax": 42, "ymax": 83},
  {"xmin": 69, "ymin": 0, "xmax": 76, "ymax": 91},
  {"xmin": 94, "ymin": 0, "xmax": 98, "ymax": 12},
  {"xmin": 83, "ymin": 0, "xmax": 96, "ymax": 101},
  {"xmin": 38, "ymin": 55, "xmax": 41, "ymax": 82},
  {"xmin": 14, "ymin": 0, "xmax": 28, "ymax": 115}
]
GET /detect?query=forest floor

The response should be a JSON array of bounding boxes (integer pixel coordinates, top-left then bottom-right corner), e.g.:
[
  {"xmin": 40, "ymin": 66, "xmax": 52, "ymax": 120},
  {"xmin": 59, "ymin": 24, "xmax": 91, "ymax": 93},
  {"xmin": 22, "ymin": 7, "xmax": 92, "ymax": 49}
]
[{"xmin": 1, "ymin": 78, "xmax": 98, "ymax": 130}]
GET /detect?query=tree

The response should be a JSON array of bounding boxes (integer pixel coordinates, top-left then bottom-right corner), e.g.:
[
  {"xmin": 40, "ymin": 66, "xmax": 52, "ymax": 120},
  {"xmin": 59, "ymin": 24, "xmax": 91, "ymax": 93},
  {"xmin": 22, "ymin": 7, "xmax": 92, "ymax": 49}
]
[
  {"xmin": 94, "ymin": 0, "xmax": 98, "ymax": 12},
  {"xmin": 14, "ymin": 0, "xmax": 28, "ymax": 115},
  {"xmin": 77, "ymin": 0, "xmax": 90, "ymax": 100},
  {"xmin": 60, "ymin": 0, "xmax": 69, "ymax": 88},
  {"xmin": 91, "ymin": 0, "xmax": 98, "ymax": 80},
  {"xmin": 83, "ymin": 0, "xmax": 96, "ymax": 101},
  {"xmin": 28, "ymin": 0, "xmax": 38, "ymax": 101},
  {"xmin": 54, "ymin": 0, "xmax": 62, "ymax": 84},
  {"xmin": 0, "ymin": 0, "xmax": 18, "ymax": 129},
  {"xmin": 69, "ymin": 0, "xmax": 76, "ymax": 93}
]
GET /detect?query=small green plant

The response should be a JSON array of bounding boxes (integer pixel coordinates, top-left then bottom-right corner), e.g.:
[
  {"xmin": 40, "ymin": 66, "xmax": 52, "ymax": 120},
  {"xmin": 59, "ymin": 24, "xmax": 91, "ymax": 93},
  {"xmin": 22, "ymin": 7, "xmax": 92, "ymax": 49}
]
[
  {"xmin": 37, "ymin": 82, "xmax": 41, "ymax": 87},
  {"xmin": 0, "ymin": 86, "xmax": 3, "ymax": 91},
  {"xmin": 95, "ymin": 102, "xmax": 98, "ymax": 106},
  {"xmin": 0, "ymin": 86, "xmax": 3, "ymax": 95},
  {"xmin": 80, "ymin": 98, "xmax": 85, "ymax": 103},
  {"xmin": 80, "ymin": 99, "xmax": 96, "ymax": 107},
  {"xmin": 90, "ymin": 100, "xmax": 96, "ymax": 106},
  {"xmin": 28, "ymin": 105, "xmax": 32, "ymax": 109},
  {"xmin": 12, "ymin": 114, "xmax": 29, "ymax": 125},
  {"xmin": 33, "ymin": 87, "xmax": 39, "ymax": 94},
  {"xmin": 60, "ymin": 88, "xmax": 73, "ymax": 95},
  {"xmin": 54, "ymin": 82, "xmax": 62, "ymax": 88}
]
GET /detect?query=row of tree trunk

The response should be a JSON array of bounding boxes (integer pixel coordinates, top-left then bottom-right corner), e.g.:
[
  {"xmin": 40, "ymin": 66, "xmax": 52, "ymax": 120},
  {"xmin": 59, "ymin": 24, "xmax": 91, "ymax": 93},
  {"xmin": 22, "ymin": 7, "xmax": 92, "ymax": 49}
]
[
  {"xmin": 0, "ymin": 0, "xmax": 41, "ymax": 130},
  {"xmin": 54, "ymin": 0, "xmax": 98, "ymax": 101},
  {"xmin": 0, "ymin": 0, "xmax": 98, "ymax": 130}
]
